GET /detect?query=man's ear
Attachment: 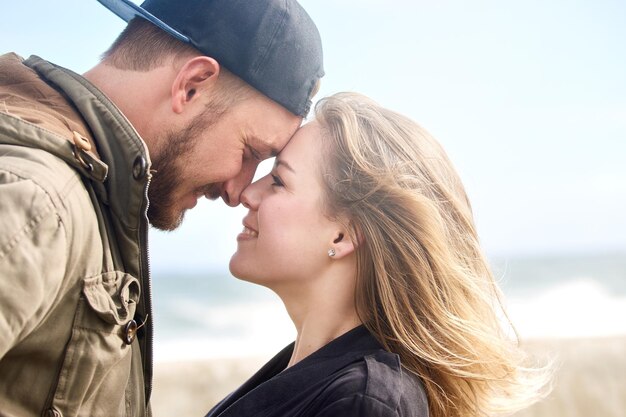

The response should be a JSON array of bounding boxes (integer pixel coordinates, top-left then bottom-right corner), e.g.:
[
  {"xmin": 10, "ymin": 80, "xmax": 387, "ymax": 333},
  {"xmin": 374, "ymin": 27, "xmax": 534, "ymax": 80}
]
[{"xmin": 171, "ymin": 56, "xmax": 220, "ymax": 114}]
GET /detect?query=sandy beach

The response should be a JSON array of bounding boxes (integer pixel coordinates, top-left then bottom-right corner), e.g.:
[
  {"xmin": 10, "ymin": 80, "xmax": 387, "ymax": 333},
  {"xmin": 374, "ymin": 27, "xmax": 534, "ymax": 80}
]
[
  {"xmin": 514, "ymin": 336, "xmax": 626, "ymax": 417},
  {"xmin": 151, "ymin": 335, "xmax": 626, "ymax": 417},
  {"xmin": 152, "ymin": 355, "xmax": 267, "ymax": 416}
]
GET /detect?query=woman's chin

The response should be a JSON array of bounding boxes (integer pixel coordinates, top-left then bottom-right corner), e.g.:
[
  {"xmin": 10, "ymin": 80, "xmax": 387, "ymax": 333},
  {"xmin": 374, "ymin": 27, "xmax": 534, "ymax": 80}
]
[{"xmin": 229, "ymin": 257, "xmax": 255, "ymax": 282}]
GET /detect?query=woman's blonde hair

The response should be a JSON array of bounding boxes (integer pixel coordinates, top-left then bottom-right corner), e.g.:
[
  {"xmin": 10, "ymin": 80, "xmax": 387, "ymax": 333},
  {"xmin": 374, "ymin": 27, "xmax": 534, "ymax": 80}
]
[{"xmin": 315, "ymin": 92, "xmax": 549, "ymax": 417}]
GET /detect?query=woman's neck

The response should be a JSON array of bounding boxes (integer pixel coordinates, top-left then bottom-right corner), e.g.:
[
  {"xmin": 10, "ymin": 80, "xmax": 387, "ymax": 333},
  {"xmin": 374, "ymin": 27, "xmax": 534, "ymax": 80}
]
[
  {"xmin": 288, "ymin": 315, "xmax": 361, "ymax": 368},
  {"xmin": 278, "ymin": 275, "xmax": 362, "ymax": 368}
]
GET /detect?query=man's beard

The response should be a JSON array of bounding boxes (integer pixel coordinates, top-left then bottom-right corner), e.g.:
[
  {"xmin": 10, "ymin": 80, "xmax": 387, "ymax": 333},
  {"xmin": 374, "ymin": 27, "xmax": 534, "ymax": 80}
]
[{"xmin": 147, "ymin": 108, "xmax": 222, "ymax": 231}]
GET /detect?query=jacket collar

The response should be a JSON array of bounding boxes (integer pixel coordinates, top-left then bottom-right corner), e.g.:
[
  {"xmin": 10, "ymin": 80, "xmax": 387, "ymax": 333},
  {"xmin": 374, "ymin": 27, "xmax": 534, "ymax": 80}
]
[
  {"xmin": 209, "ymin": 326, "xmax": 385, "ymax": 417},
  {"xmin": 22, "ymin": 56, "xmax": 151, "ymax": 233}
]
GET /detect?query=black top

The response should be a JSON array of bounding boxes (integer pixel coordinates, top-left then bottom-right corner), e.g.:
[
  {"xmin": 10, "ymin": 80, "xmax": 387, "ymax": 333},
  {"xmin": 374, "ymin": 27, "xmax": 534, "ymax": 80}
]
[{"xmin": 205, "ymin": 326, "xmax": 429, "ymax": 417}]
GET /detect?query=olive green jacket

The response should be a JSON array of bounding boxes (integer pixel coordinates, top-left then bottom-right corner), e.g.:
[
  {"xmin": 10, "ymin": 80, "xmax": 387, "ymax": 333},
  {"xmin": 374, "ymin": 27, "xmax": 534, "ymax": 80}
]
[{"xmin": 0, "ymin": 53, "xmax": 153, "ymax": 417}]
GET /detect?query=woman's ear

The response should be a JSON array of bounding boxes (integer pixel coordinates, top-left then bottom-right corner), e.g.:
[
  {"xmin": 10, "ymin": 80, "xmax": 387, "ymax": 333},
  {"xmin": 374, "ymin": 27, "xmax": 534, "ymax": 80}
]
[
  {"xmin": 328, "ymin": 226, "xmax": 357, "ymax": 260},
  {"xmin": 171, "ymin": 56, "xmax": 220, "ymax": 114}
]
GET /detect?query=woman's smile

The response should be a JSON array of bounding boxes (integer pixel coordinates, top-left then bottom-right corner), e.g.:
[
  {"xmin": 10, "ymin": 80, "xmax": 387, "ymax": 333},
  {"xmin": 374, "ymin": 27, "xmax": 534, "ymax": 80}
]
[{"xmin": 238, "ymin": 224, "xmax": 259, "ymax": 241}]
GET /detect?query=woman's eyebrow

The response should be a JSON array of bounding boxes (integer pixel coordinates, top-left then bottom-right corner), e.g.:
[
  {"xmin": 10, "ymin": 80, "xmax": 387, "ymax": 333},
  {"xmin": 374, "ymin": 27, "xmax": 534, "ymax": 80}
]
[{"xmin": 274, "ymin": 158, "xmax": 296, "ymax": 173}]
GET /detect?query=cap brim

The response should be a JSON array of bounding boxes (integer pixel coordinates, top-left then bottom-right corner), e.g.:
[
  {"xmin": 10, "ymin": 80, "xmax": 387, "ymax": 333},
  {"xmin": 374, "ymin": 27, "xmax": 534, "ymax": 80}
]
[{"xmin": 97, "ymin": 0, "xmax": 190, "ymax": 43}]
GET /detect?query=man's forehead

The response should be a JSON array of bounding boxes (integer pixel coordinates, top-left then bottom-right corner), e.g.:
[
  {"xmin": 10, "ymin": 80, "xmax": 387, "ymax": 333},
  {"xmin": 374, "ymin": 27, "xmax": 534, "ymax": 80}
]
[{"xmin": 244, "ymin": 108, "xmax": 302, "ymax": 158}]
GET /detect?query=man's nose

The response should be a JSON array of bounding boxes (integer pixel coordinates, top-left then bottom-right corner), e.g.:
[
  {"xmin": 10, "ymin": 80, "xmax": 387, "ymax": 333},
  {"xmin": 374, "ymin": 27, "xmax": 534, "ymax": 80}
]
[
  {"xmin": 220, "ymin": 165, "xmax": 257, "ymax": 207},
  {"xmin": 221, "ymin": 181, "xmax": 242, "ymax": 207}
]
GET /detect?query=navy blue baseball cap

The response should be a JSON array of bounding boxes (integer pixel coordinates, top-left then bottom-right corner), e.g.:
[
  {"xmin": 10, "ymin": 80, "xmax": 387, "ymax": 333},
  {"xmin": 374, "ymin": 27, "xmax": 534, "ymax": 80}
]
[{"xmin": 97, "ymin": 0, "xmax": 324, "ymax": 116}]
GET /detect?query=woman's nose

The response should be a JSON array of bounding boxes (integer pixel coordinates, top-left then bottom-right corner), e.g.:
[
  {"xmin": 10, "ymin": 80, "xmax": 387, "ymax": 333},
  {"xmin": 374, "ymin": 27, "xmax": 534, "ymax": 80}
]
[{"xmin": 239, "ymin": 174, "xmax": 269, "ymax": 210}]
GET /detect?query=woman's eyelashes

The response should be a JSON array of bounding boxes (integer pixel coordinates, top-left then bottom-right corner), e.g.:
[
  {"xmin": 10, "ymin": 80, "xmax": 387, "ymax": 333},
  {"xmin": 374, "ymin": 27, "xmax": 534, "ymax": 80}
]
[{"xmin": 270, "ymin": 173, "xmax": 284, "ymax": 187}]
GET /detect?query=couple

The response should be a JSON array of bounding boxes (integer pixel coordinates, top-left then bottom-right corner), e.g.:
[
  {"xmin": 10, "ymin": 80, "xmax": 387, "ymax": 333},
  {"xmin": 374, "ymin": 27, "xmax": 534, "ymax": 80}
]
[{"xmin": 0, "ymin": 0, "xmax": 546, "ymax": 416}]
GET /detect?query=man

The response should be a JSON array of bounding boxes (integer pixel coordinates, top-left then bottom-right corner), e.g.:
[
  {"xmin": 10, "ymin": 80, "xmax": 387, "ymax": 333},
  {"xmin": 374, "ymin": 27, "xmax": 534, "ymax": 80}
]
[{"xmin": 0, "ymin": 0, "xmax": 323, "ymax": 415}]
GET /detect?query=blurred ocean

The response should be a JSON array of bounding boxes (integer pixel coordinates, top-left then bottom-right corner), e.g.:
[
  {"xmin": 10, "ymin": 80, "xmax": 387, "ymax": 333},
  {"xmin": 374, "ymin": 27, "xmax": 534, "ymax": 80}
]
[{"xmin": 151, "ymin": 251, "xmax": 626, "ymax": 362}]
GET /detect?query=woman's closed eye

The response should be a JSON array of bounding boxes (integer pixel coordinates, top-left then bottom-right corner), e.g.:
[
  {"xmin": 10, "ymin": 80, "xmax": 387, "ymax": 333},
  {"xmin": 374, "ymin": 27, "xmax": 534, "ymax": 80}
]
[{"xmin": 270, "ymin": 174, "xmax": 284, "ymax": 187}]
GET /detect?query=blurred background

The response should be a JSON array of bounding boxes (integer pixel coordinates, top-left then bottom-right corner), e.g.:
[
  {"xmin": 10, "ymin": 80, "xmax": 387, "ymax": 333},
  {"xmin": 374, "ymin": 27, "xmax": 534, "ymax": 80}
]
[{"xmin": 3, "ymin": 0, "xmax": 625, "ymax": 415}]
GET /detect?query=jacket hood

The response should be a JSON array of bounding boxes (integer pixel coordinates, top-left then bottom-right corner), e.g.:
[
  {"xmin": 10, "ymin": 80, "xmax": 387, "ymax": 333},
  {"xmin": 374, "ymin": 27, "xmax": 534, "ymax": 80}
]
[{"xmin": 0, "ymin": 53, "xmax": 108, "ymax": 182}]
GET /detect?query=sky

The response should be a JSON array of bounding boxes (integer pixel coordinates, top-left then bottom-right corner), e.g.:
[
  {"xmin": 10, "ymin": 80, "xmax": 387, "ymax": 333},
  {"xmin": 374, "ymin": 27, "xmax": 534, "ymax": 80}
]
[{"xmin": 2, "ymin": 0, "xmax": 625, "ymax": 273}]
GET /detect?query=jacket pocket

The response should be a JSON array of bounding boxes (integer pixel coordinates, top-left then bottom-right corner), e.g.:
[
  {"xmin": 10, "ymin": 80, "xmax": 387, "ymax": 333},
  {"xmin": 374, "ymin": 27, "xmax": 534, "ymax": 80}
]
[
  {"xmin": 82, "ymin": 272, "xmax": 140, "ymax": 326},
  {"xmin": 48, "ymin": 271, "xmax": 141, "ymax": 417}
]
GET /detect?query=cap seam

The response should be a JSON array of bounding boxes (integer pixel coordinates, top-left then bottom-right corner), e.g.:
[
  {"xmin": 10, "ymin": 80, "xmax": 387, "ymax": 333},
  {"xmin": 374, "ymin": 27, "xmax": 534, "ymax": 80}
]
[{"xmin": 252, "ymin": 0, "xmax": 288, "ymax": 77}]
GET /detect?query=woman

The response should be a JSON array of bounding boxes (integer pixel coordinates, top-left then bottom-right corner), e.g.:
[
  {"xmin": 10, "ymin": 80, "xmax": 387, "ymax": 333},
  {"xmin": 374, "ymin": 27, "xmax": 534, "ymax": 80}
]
[{"xmin": 205, "ymin": 93, "xmax": 548, "ymax": 417}]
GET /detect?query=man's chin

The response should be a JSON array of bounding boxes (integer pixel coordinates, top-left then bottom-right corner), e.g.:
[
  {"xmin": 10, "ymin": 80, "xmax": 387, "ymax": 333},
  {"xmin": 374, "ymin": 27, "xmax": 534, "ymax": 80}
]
[
  {"xmin": 203, "ymin": 187, "xmax": 222, "ymax": 201},
  {"xmin": 148, "ymin": 208, "xmax": 186, "ymax": 231}
]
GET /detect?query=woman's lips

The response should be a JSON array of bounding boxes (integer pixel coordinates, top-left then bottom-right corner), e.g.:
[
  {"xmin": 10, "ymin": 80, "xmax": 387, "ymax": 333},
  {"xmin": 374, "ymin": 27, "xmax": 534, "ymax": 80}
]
[
  {"xmin": 237, "ymin": 225, "xmax": 258, "ymax": 241},
  {"xmin": 242, "ymin": 226, "xmax": 258, "ymax": 237}
]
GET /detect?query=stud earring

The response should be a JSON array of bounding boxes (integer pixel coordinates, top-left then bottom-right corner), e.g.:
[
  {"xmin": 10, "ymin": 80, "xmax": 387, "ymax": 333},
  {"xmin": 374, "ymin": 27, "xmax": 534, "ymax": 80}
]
[{"xmin": 328, "ymin": 248, "xmax": 336, "ymax": 257}]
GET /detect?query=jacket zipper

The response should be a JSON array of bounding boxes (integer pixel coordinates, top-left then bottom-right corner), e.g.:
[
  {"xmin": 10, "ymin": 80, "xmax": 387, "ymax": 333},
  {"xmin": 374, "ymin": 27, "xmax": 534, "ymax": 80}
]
[{"xmin": 140, "ymin": 176, "xmax": 154, "ymax": 413}]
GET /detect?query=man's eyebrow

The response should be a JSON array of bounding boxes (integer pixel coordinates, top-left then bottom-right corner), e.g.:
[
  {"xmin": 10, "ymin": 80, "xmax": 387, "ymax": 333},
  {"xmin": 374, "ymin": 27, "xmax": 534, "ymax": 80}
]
[
  {"xmin": 248, "ymin": 137, "xmax": 279, "ymax": 159},
  {"xmin": 246, "ymin": 145, "xmax": 262, "ymax": 160},
  {"xmin": 274, "ymin": 158, "xmax": 295, "ymax": 173}
]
